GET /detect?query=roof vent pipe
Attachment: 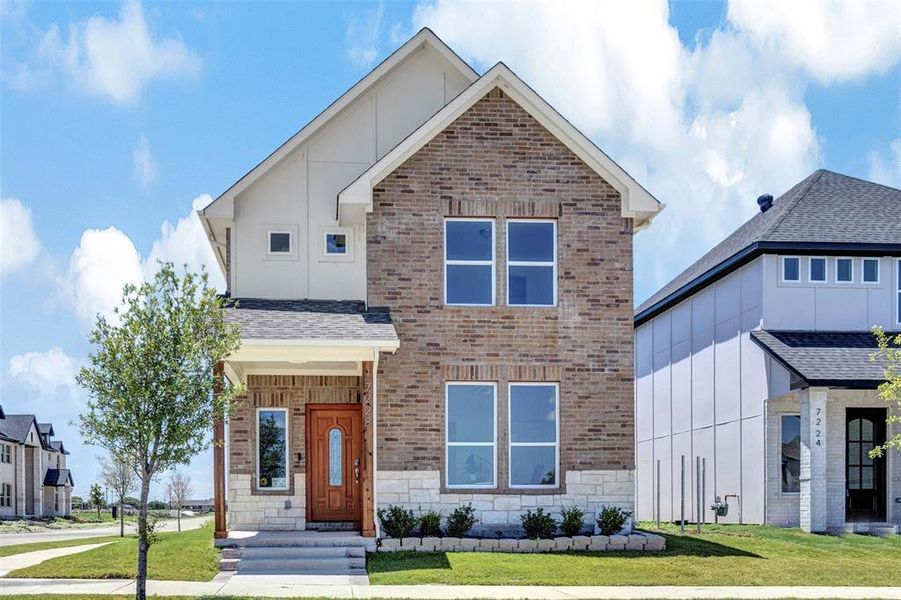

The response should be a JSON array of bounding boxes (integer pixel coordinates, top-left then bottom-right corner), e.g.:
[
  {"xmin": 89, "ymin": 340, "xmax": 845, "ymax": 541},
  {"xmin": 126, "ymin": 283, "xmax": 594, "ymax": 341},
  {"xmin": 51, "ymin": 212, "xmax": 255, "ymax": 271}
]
[{"xmin": 757, "ymin": 193, "xmax": 774, "ymax": 213}]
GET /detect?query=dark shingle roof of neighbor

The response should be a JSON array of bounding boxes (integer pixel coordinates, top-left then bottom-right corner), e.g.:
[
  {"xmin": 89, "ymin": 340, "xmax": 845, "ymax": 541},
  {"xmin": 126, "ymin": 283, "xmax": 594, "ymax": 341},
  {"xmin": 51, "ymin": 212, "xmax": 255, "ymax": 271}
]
[
  {"xmin": 749, "ymin": 330, "xmax": 893, "ymax": 387},
  {"xmin": 50, "ymin": 440, "xmax": 69, "ymax": 455},
  {"xmin": 38, "ymin": 423, "xmax": 54, "ymax": 436},
  {"xmin": 43, "ymin": 469, "xmax": 73, "ymax": 487},
  {"xmin": 636, "ymin": 170, "xmax": 901, "ymax": 319},
  {"xmin": 0, "ymin": 415, "xmax": 39, "ymax": 444},
  {"xmin": 225, "ymin": 298, "xmax": 398, "ymax": 343}
]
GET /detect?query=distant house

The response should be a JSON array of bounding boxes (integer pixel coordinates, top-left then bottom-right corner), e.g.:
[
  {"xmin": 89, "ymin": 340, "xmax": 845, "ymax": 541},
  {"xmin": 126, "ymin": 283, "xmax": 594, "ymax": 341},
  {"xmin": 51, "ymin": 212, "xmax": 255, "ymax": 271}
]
[
  {"xmin": 171, "ymin": 498, "xmax": 214, "ymax": 514},
  {"xmin": 0, "ymin": 405, "xmax": 73, "ymax": 517},
  {"xmin": 634, "ymin": 170, "xmax": 900, "ymax": 532}
]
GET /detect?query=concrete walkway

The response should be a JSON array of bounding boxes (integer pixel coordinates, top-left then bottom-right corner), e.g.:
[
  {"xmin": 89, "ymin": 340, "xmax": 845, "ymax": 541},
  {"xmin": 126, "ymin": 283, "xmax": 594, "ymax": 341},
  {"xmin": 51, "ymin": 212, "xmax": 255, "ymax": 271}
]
[
  {"xmin": 0, "ymin": 575, "xmax": 900, "ymax": 599},
  {"xmin": 0, "ymin": 543, "xmax": 113, "ymax": 577},
  {"xmin": 0, "ymin": 515, "xmax": 211, "ymax": 546}
]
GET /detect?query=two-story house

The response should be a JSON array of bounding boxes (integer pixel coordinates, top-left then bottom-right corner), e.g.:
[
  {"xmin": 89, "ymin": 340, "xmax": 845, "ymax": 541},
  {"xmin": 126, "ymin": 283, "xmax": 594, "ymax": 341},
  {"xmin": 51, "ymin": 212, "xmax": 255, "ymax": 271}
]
[
  {"xmin": 634, "ymin": 170, "xmax": 900, "ymax": 533},
  {"xmin": 0, "ymin": 405, "xmax": 73, "ymax": 518},
  {"xmin": 201, "ymin": 29, "xmax": 662, "ymax": 543}
]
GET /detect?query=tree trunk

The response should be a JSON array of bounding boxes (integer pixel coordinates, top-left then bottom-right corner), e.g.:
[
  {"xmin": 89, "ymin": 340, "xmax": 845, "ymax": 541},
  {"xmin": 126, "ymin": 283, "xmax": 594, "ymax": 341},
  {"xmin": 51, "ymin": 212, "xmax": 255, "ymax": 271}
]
[
  {"xmin": 120, "ymin": 499, "xmax": 125, "ymax": 537},
  {"xmin": 177, "ymin": 506, "xmax": 181, "ymax": 532},
  {"xmin": 136, "ymin": 476, "xmax": 151, "ymax": 600}
]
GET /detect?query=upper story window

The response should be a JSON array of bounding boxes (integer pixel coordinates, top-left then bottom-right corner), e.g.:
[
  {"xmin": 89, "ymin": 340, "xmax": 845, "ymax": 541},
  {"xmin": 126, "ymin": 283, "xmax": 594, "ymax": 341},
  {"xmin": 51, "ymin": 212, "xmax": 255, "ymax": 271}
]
[
  {"xmin": 325, "ymin": 233, "xmax": 347, "ymax": 255},
  {"xmin": 809, "ymin": 257, "xmax": 826, "ymax": 283},
  {"xmin": 781, "ymin": 256, "xmax": 800, "ymax": 282},
  {"xmin": 321, "ymin": 227, "xmax": 354, "ymax": 262},
  {"xmin": 445, "ymin": 382, "xmax": 496, "ymax": 488},
  {"xmin": 0, "ymin": 444, "xmax": 10, "ymax": 464},
  {"xmin": 509, "ymin": 383, "xmax": 558, "ymax": 488},
  {"xmin": 267, "ymin": 230, "xmax": 292, "ymax": 255},
  {"xmin": 507, "ymin": 220, "xmax": 556, "ymax": 306},
  {"xmin": 444, "ymin": 219, "xmax": 495, "ymax": 306},
  {"xmin": 836, "ymin": 257, "xmax": 854, "ymax": 283},
  {"xmin": 862, "ymin": 258, "xmax": 879, "ymax": 284}
]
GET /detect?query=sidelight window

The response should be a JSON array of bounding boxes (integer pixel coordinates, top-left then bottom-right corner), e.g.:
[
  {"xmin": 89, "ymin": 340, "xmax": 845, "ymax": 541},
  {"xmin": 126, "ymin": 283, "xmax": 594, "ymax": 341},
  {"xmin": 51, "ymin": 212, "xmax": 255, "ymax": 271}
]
[
  {"xmin": 509, "ymin": 383, "xmax": 559, "ymax": 487},
  {"xmin": 257, "ymin": 408, "xmax": 288, "ymax": 490},
  {"xmin": 445, "ymin": 383, "xmax": 496, "ymax": 488},
  {"xmin": 781, "ymin": 415, "xmax": 801, "ymax": 493}
]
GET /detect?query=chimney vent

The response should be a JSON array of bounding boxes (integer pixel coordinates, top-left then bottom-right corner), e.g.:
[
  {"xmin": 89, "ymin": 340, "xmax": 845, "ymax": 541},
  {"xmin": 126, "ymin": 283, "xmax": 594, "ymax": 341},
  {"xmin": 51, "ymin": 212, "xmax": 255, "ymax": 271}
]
[{"xmin": 757, "ymin": 193, "xmax": 774, "ymax": 213}]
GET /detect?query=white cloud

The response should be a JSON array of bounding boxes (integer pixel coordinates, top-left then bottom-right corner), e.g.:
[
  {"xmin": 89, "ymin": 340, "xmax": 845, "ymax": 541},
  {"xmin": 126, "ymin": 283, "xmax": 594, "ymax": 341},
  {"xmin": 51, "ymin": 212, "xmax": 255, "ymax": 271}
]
[
  {"xmin": 8, "ymin": 347, "xmax": 77, "ymax": 395},
  {"xmin": 0, "ymin": 198, "xmax": 41, "ymax": 276},
  {"xmin": 36, "ymin": 0, "xmax": 201, "ymax": 104},
  {"xmin": 346, "ymin": 1, "xmax": 385, "ymax": 67},
  {"xmin": 132, "ymin": 134, "xmax": 158, "ymax": 187},
  {"xmin": 727, "ymin": 0, "xmax": 901, "ymax": 83},
  {"xmin": 867, "ymin": 139, "xmax": 901, "ymax": 189}
]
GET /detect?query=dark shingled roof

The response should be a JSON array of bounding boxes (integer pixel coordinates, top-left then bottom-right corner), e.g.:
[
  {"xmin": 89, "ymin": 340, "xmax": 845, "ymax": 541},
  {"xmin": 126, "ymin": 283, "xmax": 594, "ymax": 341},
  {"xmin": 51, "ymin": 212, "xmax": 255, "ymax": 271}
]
[
  {"xmin": 50, "ymin": 441, "xmax": 69, "ymax": 455},
  {"xmin": 43, "ymin": 469, "xmax": 73, "ymax": 487},
  {"xmin": 38, "ymin": 423, "xmax": 54, "ymax": 437},
  {"xmin": 225, "ymin": 298, "xmax": 398, "ymax": 343},
  {"xmin": 749, "ymin": 330, "xmax": 893, "ymax": 388},
  {"xmin": 636, "ymin": 170, "xmax": 901, "ymax": 318},
  {"xmin": 0, "ymin": 415, "xmax": 39, "ymax": 444}
]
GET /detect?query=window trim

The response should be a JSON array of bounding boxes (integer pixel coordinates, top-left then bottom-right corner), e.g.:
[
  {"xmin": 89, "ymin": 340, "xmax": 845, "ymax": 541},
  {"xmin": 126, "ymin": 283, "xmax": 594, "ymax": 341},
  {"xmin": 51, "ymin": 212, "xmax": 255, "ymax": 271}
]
[
  {"xmin": 835, "ymin": 257, "xmax": 854, "ymax": 284},
  {"xmin": 808, "ymin": 256, "xmax": 827, "ymax": 283},
  {"xmin": 444, "ymin": 218, "xmax": 496, "ymax": 307},
  {"xmin": 508, "ymin": 382, "xmax": 560, "ymax": 489},
  {"xmin": 255, "ymin": 407, "xmax": 290, "ymax": 492},
  {"xmin": 320, "ymin": 226, "xmax": 354, "ymax": 262},
  {"xmin": 266, "ymin": 229, "xmax": 293, "ymax": 256},
  {"xmin": 861, "ymin": 257, "xmax": 880, "ymax": 285},
  {"xmin": 445, "ymin": 381, "xmax": 497, "ymax": 489},
  {"xmin": 779, "ymin": 413, "xmax": 801, "ymax": 496},
  {"xmin": 781, "ymin": 256, "xmax": 801, "ymax": 283},
  {"xmin": 506, "ymin": 219, "xmax": 558, "ymax": 307}
]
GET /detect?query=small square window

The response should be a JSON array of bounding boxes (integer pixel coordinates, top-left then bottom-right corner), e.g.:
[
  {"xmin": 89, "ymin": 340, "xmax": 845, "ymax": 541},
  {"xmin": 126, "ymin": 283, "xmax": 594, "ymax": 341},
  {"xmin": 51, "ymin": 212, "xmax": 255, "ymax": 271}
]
[
  {"xmin": 836, "ymin": 258, "xmax": 853, "ymax": 283},
  {"xmin": 268, "ymin": 231, "xmax": 291, "ymax": 254},
  {"xmin": 326, "ymin": 233, "xmax": 347, "ymax": 255},
  {"xmin": 809, "ymin": 257, "xmax": 826, "ymax": 283},
  {"xmin": 862, "ymin": 258, "xmax": 879, "ymax": 284},
  {"xmin": 782, "ymin": 257, "xmax": 800, "ymax": 282}
]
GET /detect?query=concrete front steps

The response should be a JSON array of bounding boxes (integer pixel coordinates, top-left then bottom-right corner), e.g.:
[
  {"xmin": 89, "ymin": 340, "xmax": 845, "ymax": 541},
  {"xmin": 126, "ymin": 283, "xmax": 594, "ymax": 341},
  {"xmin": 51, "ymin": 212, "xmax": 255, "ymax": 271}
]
[
  {"xmin": 218, "ymin": 531, "xmax": 374, "ymax": 576},
  {"xmin": 842, "ymin": 522, "xmax": 899, "ymax": 537}
]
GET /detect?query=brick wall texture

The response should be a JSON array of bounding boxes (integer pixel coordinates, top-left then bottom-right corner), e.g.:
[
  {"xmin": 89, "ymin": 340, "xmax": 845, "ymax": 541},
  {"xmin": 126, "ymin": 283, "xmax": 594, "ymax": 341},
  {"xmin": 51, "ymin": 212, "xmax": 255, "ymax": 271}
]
[{"xmin": 367, "ymin": 87, "xmax": 635, "ymax": 494}]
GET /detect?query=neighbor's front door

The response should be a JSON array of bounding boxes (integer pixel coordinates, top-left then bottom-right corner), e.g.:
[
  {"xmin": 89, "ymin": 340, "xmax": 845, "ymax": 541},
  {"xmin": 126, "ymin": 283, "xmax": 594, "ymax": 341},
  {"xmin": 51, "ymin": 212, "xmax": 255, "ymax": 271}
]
[
  {"xmin": 846, "ymin": 408, "xmax": 887, "ymax": 523},
  {"xmin": 306, "ymin": 404, "xmax": 362, "ymax": 523}
]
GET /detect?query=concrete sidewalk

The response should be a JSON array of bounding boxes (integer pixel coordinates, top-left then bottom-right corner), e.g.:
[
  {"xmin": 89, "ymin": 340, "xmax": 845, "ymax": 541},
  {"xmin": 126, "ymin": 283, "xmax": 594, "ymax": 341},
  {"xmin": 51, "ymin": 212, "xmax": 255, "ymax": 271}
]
[
  {"xmin": 0, "ymin": 515, "xmax": 211, "ymax": 546},
  {"xmin": 0, "ymin": 542, "xmax": 113, "ymax": 577},
  {"xmin": 0, "ymin": 575, "xmax": 900, "ymax": 599}
]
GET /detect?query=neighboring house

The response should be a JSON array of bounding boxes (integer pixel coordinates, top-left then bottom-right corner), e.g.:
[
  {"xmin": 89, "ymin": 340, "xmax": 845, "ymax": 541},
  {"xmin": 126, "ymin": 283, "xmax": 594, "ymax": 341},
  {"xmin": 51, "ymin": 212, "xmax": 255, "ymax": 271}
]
[
  {"xmin": 171, "ymin": 499, "xmax": 214, "ymax": 514},
  {"xmin": 0, "ymin": 405, "xmax": 73, "ymax": 518},
  {"xmin": 201, "ymin": 29, "xmax": 662, "ymax": 538},
  {"xmin": 634, "ymin": 170, "xmax": 900, "ymax": 533}
]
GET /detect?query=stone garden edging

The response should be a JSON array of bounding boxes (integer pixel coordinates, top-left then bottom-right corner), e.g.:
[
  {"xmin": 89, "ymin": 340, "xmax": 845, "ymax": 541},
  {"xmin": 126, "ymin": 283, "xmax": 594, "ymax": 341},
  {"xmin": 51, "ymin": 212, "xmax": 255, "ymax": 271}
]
[{"xmin": 377, "ymin": 531, "xmax": 665, "ymax": 553}]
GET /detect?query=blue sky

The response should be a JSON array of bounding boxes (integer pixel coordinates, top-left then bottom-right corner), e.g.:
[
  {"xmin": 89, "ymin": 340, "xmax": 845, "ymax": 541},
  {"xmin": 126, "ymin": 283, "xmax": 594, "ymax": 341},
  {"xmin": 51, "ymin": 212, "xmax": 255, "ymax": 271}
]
[{"xmin": 1, "ymin": 0, "xmax": 899, "ymax": 501}]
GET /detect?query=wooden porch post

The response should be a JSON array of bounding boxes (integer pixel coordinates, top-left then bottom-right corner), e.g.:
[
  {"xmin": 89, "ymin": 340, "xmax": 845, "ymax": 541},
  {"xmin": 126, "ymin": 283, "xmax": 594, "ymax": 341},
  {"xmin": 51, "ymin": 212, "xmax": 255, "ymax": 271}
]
[
  {"xmin": 213, "ymin": 362, "xmax": 228, "ymax": 540},
  {"xmin": 360, "ymin": 361, "xmax": 375, "ymax": 537}
]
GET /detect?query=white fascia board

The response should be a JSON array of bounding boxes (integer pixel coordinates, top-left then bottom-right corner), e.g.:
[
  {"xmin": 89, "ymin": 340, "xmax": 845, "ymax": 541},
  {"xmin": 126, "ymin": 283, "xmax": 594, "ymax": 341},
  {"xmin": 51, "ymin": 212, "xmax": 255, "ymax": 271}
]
[
  {"xmin": 198, "ymin": 211, "xmax": 228, "ymax": 278},
  {"xmin": 228, "ymin": 338, "xmax": 399, "ymax": 364},
  {"xmin": 339, "ymin": 63, "xmax": 664, "ymax": 230}
]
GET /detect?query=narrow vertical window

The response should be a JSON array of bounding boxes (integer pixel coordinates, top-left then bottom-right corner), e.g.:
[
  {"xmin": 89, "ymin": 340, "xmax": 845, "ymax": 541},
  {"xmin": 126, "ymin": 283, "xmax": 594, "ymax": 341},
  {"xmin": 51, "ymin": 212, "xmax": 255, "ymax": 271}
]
[
  {"xmin": 862, "ymin": 258, "xmax": 879, "ymax": 284},
  {"xmin": 809, "ymin": 257, "xmax": 826, "ymax": 283},
  {"xmin": 781, "ymin": 415, "xmax": 800, "ymax": 493},
  {"xmin": 257, "ymin": 409, "xmax": 288, "ymax": 490},
  {"xmin": 446, "ymin": 383, "xmax": 496, "ymax": 487},
  {"xmin": 836, "ymin": 257, "xmax": 853, "ymax": 283},
  {"xmin": 445, "ymin": 219, "xmax": 495, "ymax": 306},
  {"xmin": 509, "ymin": 383, "xmax": 559, "ymax": 487},
  {"xmin": 897, "ymin": 260, "xmax": 901, "ymax": 324},
  {"xmin": 328, "ymin": 428, "xmax": 343, "ymax": 486},
  {"xmin": 781, "ymin": 257, "xmax": 800, "ymax": 282},
  {"xmin": 507, "ymin": 220, "xmax": 556, "ymax": 306}
]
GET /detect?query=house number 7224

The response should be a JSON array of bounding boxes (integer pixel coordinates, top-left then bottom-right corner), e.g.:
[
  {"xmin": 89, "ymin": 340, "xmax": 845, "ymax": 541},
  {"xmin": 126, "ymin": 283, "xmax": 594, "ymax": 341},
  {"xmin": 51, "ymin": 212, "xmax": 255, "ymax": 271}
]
[{"xmin": 815, "ymin": 407, "xmax": 822, "ymax": 446}]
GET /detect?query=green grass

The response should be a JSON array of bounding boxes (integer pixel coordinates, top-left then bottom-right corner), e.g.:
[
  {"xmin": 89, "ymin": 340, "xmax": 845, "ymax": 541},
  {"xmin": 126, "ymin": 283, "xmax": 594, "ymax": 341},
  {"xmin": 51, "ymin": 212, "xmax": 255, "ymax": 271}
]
[
  {"xmin": 6, "ymin": 523, "xmax": 219, "ymax": 581},
  {"xmin": 368, "ymin": 523, "xmax": 901, "ymax": 586},
  {"xmin": 0, "ymin": 534, "xmax": 126, "ymax": 557},
  {"xmin": 0, "ymin": 511, "xmax": 140, "ymax": 533}
]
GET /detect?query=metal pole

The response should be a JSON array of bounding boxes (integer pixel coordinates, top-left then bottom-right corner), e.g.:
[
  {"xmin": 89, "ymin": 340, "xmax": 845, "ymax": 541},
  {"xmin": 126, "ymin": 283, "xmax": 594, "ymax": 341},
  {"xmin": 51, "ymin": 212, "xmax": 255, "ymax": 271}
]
[
  {"xmin": 696, "ymin": 456, "xmax": 702, "ymax": 533},
  {"xmin": 701, "ymin": 457, "xmax": 707, "ymax": 525},
  {"xmin": 656, "ymin": 459, "xmax": 661, "ymax": 529},
  {"xmin": 680, "ymin": 454, "xmax": 685, "ymax": 535}
]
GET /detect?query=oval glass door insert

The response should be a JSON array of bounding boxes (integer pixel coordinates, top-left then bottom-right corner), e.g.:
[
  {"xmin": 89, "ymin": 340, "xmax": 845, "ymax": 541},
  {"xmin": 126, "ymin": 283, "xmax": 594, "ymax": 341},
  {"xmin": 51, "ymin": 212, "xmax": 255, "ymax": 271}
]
[{"xmin": 328, "ymin": 427, "xmax": 342, "ymax": 486}]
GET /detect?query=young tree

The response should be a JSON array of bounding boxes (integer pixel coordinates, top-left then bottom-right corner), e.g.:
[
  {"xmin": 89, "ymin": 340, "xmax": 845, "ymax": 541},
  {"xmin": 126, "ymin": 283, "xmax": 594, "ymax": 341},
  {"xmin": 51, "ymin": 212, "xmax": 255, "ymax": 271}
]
[
  {"xmin": 88, "ymin": 483, "xmax": 105, "ymax": 518},
  {"xmin": 77, "ymin": 263, "xmax": 242, "ymax": 600},
  {"xmin": 165, "ymin": 470, "xmax": 193, "ymax": 532},
  {"xmin": 100, "ymin": 453, "xmax": 138, "ymax": 537},
  {"xmin": 870, "ymin": 327, "xmax": 901, "ymax": 458}
]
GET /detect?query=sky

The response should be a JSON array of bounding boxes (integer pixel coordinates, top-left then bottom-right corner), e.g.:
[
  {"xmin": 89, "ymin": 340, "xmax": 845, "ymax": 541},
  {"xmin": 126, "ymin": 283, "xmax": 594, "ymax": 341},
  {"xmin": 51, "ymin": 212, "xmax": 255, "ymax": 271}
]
[{"xmin": 1, "ymin": 0, "xmax": 899, "ymax": 502}]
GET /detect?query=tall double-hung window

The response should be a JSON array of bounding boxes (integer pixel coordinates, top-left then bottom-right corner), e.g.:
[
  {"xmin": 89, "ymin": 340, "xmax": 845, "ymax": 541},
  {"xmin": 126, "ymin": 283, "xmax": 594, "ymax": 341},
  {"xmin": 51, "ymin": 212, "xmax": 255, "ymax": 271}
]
[
  {"xmin": 444, "ymin": 219, "xmax": 495, "ymax": 305},
  {"xmin": 445, "ymin": 383, "xmax": 496, "ymax": 488},
  {"xmin": 507, "ymin": 220, "xmax": 557, "ymax": 306},
  {"xmin": 509, "ymin": 383, "xmax": 559, "ymax": 487}
]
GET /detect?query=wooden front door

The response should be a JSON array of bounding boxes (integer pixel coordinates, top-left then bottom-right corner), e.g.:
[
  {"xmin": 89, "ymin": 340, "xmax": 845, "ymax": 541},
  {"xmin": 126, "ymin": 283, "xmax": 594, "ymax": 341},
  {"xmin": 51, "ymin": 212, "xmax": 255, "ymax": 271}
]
[
  {"xmin": 846, "ymin": 408, "xmax": 887, "ymax": 522},
  {"xmin": 306, "ymin": 404, "xmax": 362, "ymax": 523}
]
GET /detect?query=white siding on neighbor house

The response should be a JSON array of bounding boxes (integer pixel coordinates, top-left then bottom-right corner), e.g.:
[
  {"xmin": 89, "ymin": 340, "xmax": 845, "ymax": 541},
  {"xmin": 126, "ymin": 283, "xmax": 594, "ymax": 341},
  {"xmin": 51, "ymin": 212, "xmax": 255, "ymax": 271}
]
[
  {"xmin": 0, "ymin": 444, "xmax": 16, "ymax": 517},
  {"xmin": 636, "ymin": 257, "xmax": 767, "ymax": 524},
  {"xmin": 230, "ymin": 46, "xmax": 471, "ymax": 301},
  {"xmin": 763, "ymin": 255, "xmax": 899, "ymax": 331}
]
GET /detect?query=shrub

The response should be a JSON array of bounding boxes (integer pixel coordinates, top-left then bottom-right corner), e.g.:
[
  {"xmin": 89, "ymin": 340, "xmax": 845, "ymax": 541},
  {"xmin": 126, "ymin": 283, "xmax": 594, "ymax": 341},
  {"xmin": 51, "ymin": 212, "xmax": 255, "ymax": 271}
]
[
  {"xmin": 419, "ymin": 510, "xmax": 442, "ymax": 537},
  {"xmin": 521, "ymin": 508, "xmax": 557, "ymax": 539},
  {"xmin": 377, "ymin": 505, "xmax": 416, "ymax": 539},
  {"xmin": 445, "ymin": 503, "xmax": 477, "ymax": 537},
  {"xmin": 559, "ymin": 506, "xmax": 585, "ymax": 536},
  {"xmin": 596, "ymin": 505, "xmax": 631, "ymax": 536}
]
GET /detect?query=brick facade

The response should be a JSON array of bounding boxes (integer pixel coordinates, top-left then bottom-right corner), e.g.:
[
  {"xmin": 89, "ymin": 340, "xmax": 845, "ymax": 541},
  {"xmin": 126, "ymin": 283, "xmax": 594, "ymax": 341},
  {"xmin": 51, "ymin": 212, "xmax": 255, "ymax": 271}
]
[{"xmin": 367, "ymin": 87, "xmax": 635, "ymax": 495}]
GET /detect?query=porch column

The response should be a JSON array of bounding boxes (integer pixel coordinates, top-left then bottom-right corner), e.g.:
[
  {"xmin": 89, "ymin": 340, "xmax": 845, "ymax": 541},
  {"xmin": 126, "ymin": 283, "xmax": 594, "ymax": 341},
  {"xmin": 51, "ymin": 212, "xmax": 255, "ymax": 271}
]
[
  {"xmin": 800, "ymin": 387, "xmax": 828, "ymax": 532},
  {"xmin": 212, "ymin": 362, "xmax": 228, "ymax": 539},
  {"xmin": 360, "ymin": 361, "xmax": 375, "ymax": 537}
]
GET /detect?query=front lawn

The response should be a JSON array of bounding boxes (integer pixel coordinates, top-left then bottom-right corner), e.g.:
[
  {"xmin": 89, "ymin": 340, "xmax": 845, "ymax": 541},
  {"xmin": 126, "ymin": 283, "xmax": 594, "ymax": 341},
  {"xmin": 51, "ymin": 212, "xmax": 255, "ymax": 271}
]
[
  {"xmin": 368, "ymin": 523, "xmax": 901, "ymax": 586},
  {"xmin": 0, "ymin": 534, "xmax": 125, "ymax": 557},
  {"xmin": 7, "ymin": 523, "xmax": 219, "ymax": 581},
  {"xmin": 0, "ymin": 511, "xmax": 139, "ymax": 533}
]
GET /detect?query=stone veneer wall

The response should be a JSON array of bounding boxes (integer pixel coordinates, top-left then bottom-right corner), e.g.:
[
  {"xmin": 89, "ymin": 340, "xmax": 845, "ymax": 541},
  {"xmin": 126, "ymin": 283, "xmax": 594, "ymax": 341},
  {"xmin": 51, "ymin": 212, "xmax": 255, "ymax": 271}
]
[
  {"xmin": 765, "ymin": 393, "xmax": 802, "ymax": 527},
  {"xmin": 377, "ymin": 469, "xmax": 633, "ymax": 527}
]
